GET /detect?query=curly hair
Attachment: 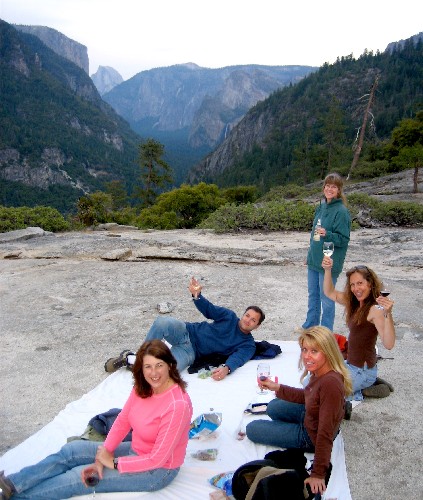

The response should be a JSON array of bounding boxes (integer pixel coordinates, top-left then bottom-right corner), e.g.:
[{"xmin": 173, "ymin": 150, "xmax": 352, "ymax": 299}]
[
  {"xmin": 132, "ymin": 340, "xmax": 187, "ymax": 398},
  {"xmin": 298, "ymin": 326, "xmax": 352, "ymax": 396},
  {"xmin": 344, "ymin": 265, "xmax": 382, "ymax": 325}
]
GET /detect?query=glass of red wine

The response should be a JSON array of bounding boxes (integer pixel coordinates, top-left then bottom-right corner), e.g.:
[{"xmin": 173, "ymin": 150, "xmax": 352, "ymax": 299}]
[
  {"xmin": 84, "ymin": 470, "xmax": 99, "ymax": 498},
  {"xmin": 257, "ymin": 363, "xmax": 270, "ymax": 394},
  {"xmin": 376, "ymin": 282, "xmax": 390, "ymax": 310}
]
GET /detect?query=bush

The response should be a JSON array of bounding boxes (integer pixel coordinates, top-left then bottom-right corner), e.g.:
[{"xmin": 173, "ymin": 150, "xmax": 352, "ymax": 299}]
[
  {"xmin": 0, "ymin": 205, "xmax": 70, "ymax": 233},
  {"xmin": 134, "ymin": 206, "xmax": 179, "ymax": 230},
  {"xmin": 221, "ymin": 185, "xmax": 258, "ymax": 204},
  {"xmin": 349, "ymin": 160, "xmax": 391, "ymax": 180},
  {"xmin": 258, "ymin": 184, "xmax": 311, "ymax": 202},
  {"xmin": 76, "ymin": 192, "xmax": 113, "ymax": 226},
  {"xmin": 372, "ymin": 201, "xmax": 423, "ymax": 226},
  {"xmin": 198, "ymin": 201, "xmax": 315, "ymax": 233},
  {"xmin": 347, "ymin": 193, "xmax": 423, "ymax": 227}
]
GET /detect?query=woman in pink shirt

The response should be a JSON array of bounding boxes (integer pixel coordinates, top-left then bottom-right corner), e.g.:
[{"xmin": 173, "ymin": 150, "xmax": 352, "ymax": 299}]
[{"xmin": 0, "ymin": 340, "xmax": 193, "ymax": 499}]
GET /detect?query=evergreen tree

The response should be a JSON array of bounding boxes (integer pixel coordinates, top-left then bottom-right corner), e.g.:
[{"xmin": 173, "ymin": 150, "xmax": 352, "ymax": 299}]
[{"xmin": 133, "ymin": 139, "xmax": 173, "ymax": 207}]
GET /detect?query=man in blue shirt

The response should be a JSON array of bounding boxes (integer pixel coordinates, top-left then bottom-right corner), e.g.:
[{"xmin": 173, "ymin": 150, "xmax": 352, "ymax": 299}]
[{"xmin": 105, "ymin": 277, "xmax": 265, "ymax": 381}]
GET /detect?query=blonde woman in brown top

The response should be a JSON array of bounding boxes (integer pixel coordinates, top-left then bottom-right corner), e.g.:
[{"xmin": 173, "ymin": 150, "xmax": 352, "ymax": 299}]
[
  {"xmin": 246, "ymin": 326, "xmax": 352, "ymax": 496},
  {"xmin": 322, "ymin": 258, "xmax": 396, "ymax": 400}
]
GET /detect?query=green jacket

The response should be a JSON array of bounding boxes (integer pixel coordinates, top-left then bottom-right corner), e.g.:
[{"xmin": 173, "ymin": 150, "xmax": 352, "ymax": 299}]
[{"xmin": 307, "ymin": 198, "xmax": 351, "ymax": 277}]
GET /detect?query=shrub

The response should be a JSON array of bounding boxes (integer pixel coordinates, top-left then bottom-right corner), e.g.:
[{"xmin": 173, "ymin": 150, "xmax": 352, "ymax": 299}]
[
  {"xmin": 76, "ymin": 192, "xmax": 113, "ymax": 226},
  {"xmin": 0, "ymin": 205, "xmax": 70, "ymax": 233},
  {"xmin": 221, "ymin": 185, "xmax": 259, "ymax": 204},
  {"xmin": 372, "ymin": 201, "xmax": 423, "ymax": 226},
  {"xmin": 349, "ymin": 160, "xmax": 391, "ymax": 180},
  {"xmin": 198, "ymin": 201, "xmax": 315, "ymax": 233},
  {"xmin": 258, "ymin": 184, "xmax": 310, "ymax": 202},
  {"xmin": 134, "ymin": 206, "xmax": 179, "ymax": 230}
]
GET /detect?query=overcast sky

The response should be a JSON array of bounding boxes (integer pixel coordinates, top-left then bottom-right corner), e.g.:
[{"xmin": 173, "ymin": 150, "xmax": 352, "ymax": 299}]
[{"xmin": 1, "ymin": 0, "xmax": 422, "ymax": 80}]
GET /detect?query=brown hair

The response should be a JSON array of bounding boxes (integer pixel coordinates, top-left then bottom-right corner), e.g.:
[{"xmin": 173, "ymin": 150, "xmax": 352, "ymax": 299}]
[
  {"xmin": 132, "ymin": 340, "xmax": 187, "ymax": 398},
  {"xmin": 323, "ymin": 172, "xmax": 347, "ymax": 205},
  {"xmin": 344, "ymin": 265, "xmax": 382, "ymax": 325},
  {"xmin": 244, "ymin": 306, "xmax": 265, "ymax": 324},
  {"xmin": 298, "ymin": 326, "xmax": 352, "ymax": 395}
]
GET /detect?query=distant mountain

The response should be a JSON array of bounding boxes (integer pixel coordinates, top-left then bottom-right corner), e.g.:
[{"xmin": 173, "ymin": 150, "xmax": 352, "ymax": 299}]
[
  {"xmin": 103, "ymin": 63, "xmax": 317, "ymax": 182},
  {"xmin": 0, "ymin": 20, "xmax": 140, "ymax": 212},
  {"xmin": 13, "ymin": 24, "xmax": 89, "ymax": 74},
  {"xmin": 385, "ymin": 31, "xmax": 423, "ymax": 53},
  {"xmin": 188, "ymin": 34, "xmax": 423, "ymax": 189},
  {"xmin": 91, "ymin": 65, "xmax": 124, "ymax": 95}
]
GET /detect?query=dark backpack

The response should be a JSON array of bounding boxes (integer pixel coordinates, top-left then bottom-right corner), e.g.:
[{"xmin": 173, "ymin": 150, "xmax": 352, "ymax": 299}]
[{"xmin": 231, "ymin": 449, "xmax": 313, "ymax": 500}]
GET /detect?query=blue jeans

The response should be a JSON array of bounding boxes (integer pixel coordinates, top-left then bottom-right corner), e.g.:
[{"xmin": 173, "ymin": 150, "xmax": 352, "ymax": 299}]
[
  {"xmin": 302, "ymin": 269, "xmax": 338, "ymax": 330},
  {"xmin": 9, "ymin": 440, "xmax": 179, "ymax": 499},
  {"xmin": 346, "ymin": 362, "xmax": 378, "ymax": 401},
  {"xmin": 145, "ymin": 316, "xmax": 195, "ymax": 371},
  {"xmin": 246, "ymin": 399, "xmax": 314, "ymax": 451}
]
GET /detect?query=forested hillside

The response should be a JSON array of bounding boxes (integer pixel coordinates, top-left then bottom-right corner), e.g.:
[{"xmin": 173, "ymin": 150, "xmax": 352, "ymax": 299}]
[
  {"xmin": 189, "ymin": 37, "xmax": 423, "ymax": 190},
  {"xmin": 0, "ymin": 20, "xmax": 140, "ymax": 212}
]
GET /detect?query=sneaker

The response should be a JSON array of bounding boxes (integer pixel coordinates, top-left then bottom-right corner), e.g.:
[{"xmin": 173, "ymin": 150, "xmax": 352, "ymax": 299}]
[
  {"xmin": 344, "ymin": 400, "xmax": 352, "ymax": 420},
  {"xmin": 0, "ymin": 471, "xmax": 15, "ymax": 500},
  {"xmin": 362, "ymin": 383, "xmax": 391, "ymax": 398},
  {"xmin": 104, "ymin": 349, "xmax": 134, "ymax": 373},
  {"xmin": 374, "ymin": 377, "xmax": 394, "ymax": 392}
]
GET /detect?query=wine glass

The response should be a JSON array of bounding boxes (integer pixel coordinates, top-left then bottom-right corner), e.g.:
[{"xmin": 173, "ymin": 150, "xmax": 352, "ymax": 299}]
[
  {"xmin": 323, "ymin": 241, "xmax": 334, "ymax": 257},
  {"xmin": 376, "ymin": 282, "xmax": 390, "ymax": 310},
  {"xmin": 257, "ymin": 363, "xmax": 270, "ymax": 395},
  {"xmin": 84, "ymin": 470, "xmax": 99, "ymax": 498}
]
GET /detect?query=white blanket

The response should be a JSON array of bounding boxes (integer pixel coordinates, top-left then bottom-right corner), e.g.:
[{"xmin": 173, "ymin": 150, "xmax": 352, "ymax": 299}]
[{"xmin": 0, "ymin": 341, "xmax": 351, "ymax": 499}]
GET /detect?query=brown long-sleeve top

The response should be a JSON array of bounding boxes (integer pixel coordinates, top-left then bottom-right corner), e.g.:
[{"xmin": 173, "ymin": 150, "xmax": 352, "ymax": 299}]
[{"xmin": 275, "ymin": 371, "xmax": 345, "ymax": 479}]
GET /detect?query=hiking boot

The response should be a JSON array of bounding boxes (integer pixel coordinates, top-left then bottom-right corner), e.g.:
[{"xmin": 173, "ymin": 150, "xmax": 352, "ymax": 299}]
[
  {"xmin": 344, "ymin": 401, "xmax": 352, "ymax": 420},
  {"xmin": 0, "ymin": 471, "xmax": 15, "ymax": 500},
  {"xmin": 374, "ymin": 377, "xmax": 394, "ymax": 392},
  {"xmin": 362, "ymin": 383, "xmax": 391, "ymax": 398},
  {"xmin": 104, "ymin": 350, "xmax": 134, "ymax": 373}
]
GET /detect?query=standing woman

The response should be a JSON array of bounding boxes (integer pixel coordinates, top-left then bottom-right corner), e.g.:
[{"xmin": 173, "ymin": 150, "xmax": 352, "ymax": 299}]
[
  {"xmin": 302, "ymin": 172, "xmax": 351, "ymax": 331},
  {"xmin": 246, "ymin": 326, "xmax": 352, "ymax": 496},
  {"xmin": 322, "ymin": 259, "xmax": 396, "ymax": 399},
  {"xmin": 0, "ymin": 340, "xmax": 193, "ymax": 499}
]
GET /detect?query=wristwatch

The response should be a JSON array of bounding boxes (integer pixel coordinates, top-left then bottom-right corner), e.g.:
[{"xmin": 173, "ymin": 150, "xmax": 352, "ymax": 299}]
[
  {"xmin": 113, "ymin": 457, "xmax": 119, "ymax": 470},
  {"xmin": 221, "ymin": 364, "xmax": 231, "ymax": 374}
]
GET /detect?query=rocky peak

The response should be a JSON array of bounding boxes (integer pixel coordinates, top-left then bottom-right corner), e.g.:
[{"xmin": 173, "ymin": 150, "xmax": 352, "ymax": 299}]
[
  {"xmin": 13, "ymin": 24, "xmax": 89, "ymax": 73},
  {"xmin": 91, "ymin": 66, "xmax": 124, "ymax": 95}
]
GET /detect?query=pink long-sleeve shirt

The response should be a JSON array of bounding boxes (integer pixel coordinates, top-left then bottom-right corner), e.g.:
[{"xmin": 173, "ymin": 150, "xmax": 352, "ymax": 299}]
[{"xmin": 104, "ymin": 384, "xmax": 193, "ymax": 474}]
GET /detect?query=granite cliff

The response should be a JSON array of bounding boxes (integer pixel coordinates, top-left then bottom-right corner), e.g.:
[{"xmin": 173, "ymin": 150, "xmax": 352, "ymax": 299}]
[
  {"xmin": 91, "ymin": 65, "xmax": 124, "ymax": 95},
  {"xmin": 13, "ymin": 24, "xmax": 89, "ymax": 74}
]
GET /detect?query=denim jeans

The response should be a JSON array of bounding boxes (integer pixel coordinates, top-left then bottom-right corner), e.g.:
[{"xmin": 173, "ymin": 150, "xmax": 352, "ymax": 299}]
[
  {"xmin": 9, "ymin": 440, "xmax": 179, "ymax": 499},
  {"xmin": 246, "ymin": 398, "xmax": 314, "ymax": 451},
  {"xmin": 302, "ymin": 268, "xmax": 338, "ymax": 331},
  {"xmin": 145, "ymin": 316, "xmax": 195, "ymax": 371},
  {"xmin": 346, "ymin": 362, "xmax": 378, "ymax": 401}
]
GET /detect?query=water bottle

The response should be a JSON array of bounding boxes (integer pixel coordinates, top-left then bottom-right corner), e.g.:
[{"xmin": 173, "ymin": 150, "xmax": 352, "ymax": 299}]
[{"xmin": 313, "ymin": 219, "xmax": 321, "ymax": 241}]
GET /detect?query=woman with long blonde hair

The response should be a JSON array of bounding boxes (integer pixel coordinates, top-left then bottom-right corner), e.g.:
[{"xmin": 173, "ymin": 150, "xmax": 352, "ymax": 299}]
[{"xmin": 246, "ymin": 326, "xmax": 352, "ymax": 496}]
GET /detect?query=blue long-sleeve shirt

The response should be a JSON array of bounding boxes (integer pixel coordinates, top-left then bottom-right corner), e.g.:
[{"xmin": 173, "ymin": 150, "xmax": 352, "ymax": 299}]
[{"xmin": 185, "ymin": 295, "xmax": 256, "ymax": 374}]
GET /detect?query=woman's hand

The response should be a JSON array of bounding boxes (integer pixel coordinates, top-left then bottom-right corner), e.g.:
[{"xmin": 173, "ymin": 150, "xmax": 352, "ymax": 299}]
[
  {"xmin": 321, "ymin": 256, "xmax": 333, "ymax": 269},
  {"xmin": 258, "ymin": 377, "xmax": 280, "ymax": 392},
  {"xmin": 375, "ymin": 296, "xmax": 394, "ymax": 314},
  {"xmin": 81, "ymin": 463, "xmax": 103, "ymax": 485},
  {"xmin": 95, "ymin": 445, "xmax": 114, "ymax": 470},
  {"xmin": 304, "ymin": 476, "xmax": 326, "ymax": 495}
]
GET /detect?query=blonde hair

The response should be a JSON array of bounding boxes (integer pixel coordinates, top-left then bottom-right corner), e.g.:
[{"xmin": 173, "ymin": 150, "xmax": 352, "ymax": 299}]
[
  {"xmin": 323, "ymin": 172, "xmax": 347, "ymax": 205},
  {"xmin": 298, "ymin": 326, "xmax": 352, "ymax": 395}
]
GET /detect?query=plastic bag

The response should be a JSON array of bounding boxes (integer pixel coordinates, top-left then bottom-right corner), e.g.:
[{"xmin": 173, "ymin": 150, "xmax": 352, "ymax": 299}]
[
  {"xmin": 189, "ymin": 412, "xmax": 222, "ymax": 439},
  {"xmin": 191, "ymin": 448, "xmax": 218, "ymax": 461}
]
